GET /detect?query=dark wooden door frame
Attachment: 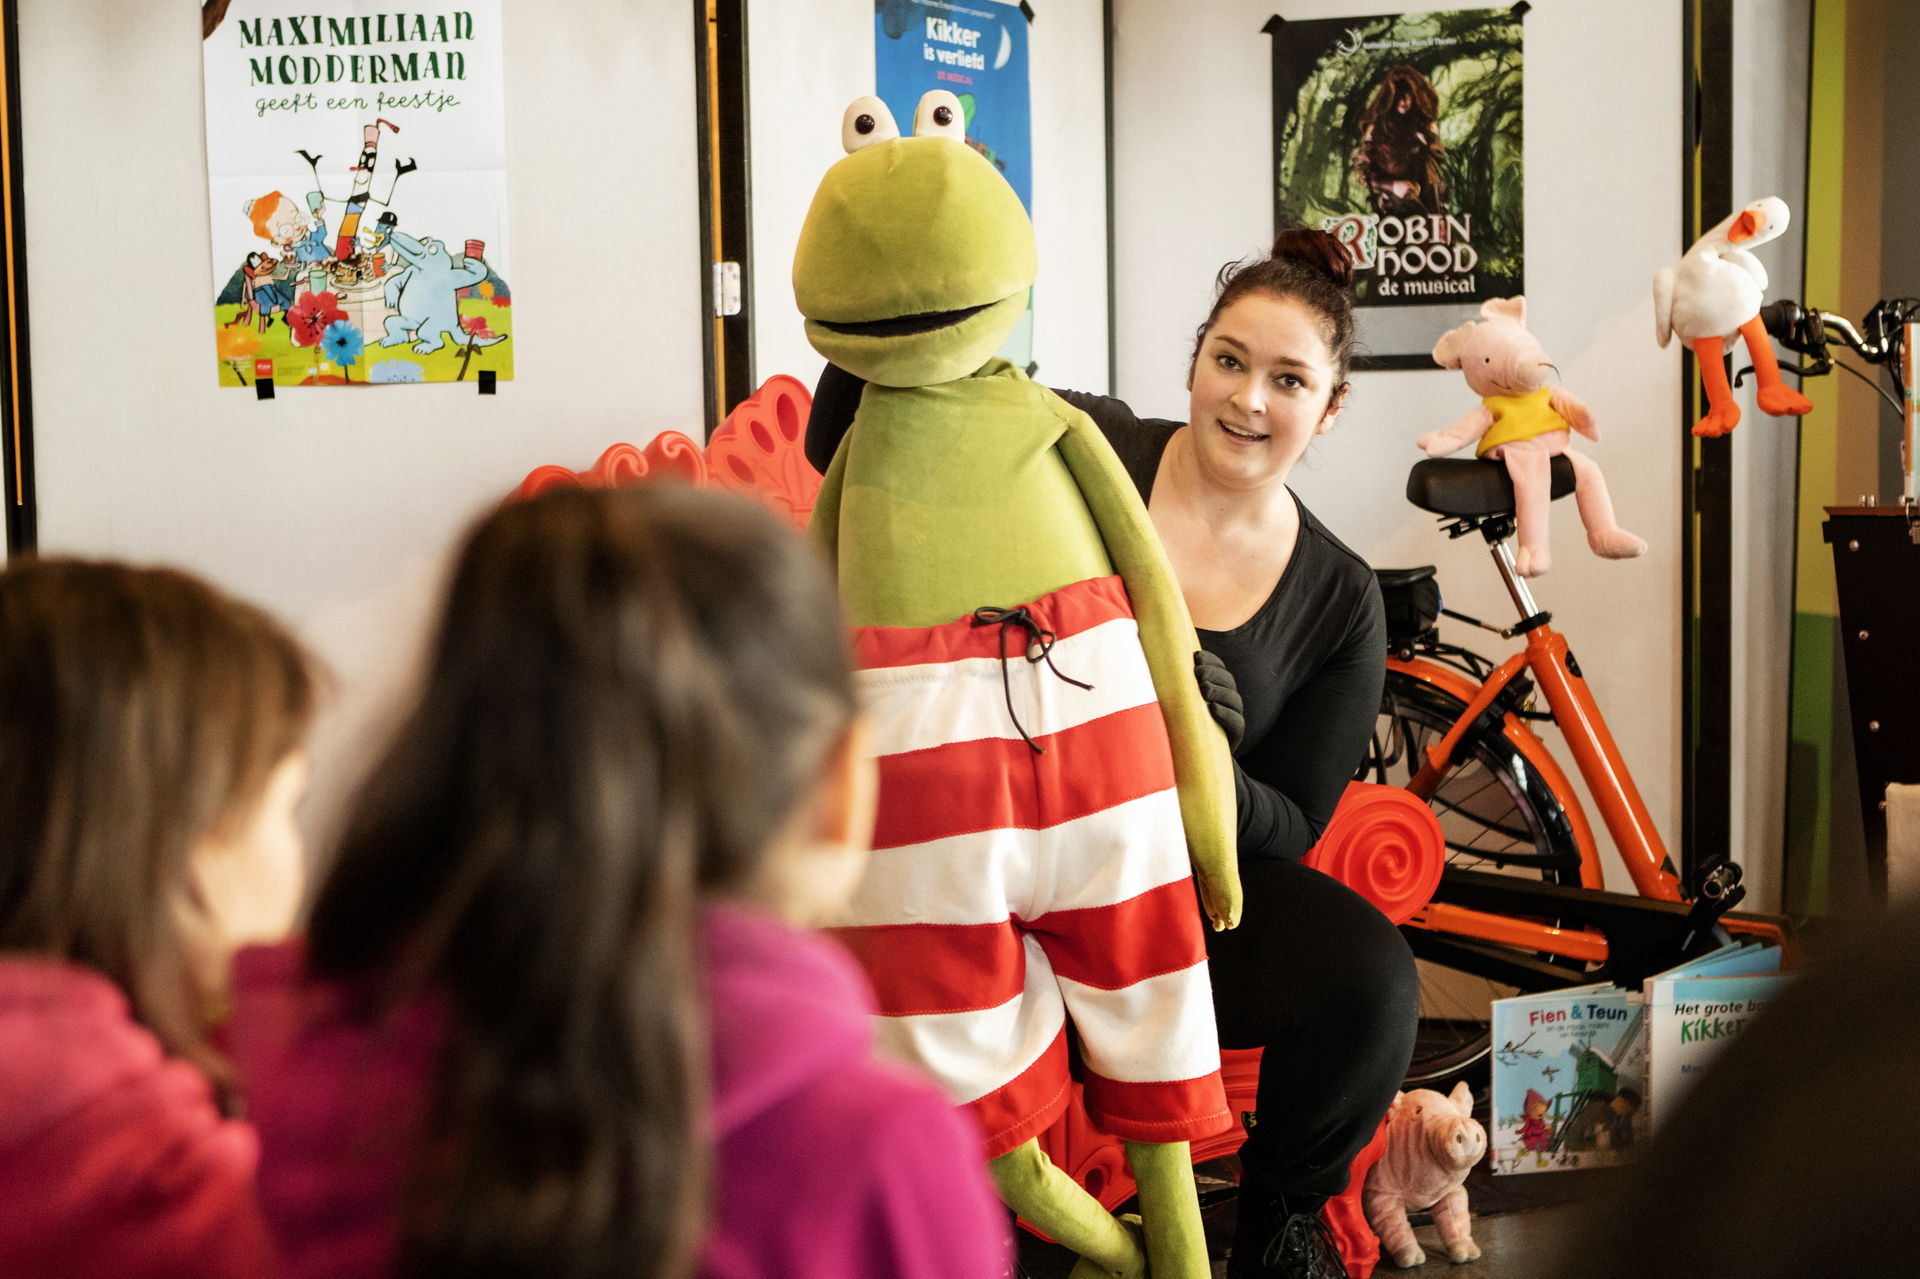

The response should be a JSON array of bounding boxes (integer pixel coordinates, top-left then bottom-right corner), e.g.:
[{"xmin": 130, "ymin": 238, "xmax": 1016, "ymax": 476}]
[
  {"xmin": 1679, "ymin": 0, "xmax": 1735, "ymax": 883},
  {"xmin": 695, "ymin": 0, "xmax": 754, "ymax": 436},
  {"xmin": 1, "ymin": 0, "xmax": 35, "ymax": 555}
]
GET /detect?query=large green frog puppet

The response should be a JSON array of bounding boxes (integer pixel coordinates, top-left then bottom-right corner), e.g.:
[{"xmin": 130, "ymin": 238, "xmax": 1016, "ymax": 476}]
[{"xmin": 796, "ymin": 91, "xmax": 1239, "ymax": 1279}]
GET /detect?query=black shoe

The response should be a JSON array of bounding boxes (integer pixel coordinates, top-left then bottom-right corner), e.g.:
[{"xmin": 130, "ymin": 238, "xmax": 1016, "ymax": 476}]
[{"xmin": 1228, "ymin": 1196, "xmax": 1347, "ymax": 1279}]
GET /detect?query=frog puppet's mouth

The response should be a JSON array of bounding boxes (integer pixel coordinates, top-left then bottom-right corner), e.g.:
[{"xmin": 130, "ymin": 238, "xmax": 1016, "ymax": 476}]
[{"xmin": 812, "ymin": 301, "xmax": 993, "ymax": 338}]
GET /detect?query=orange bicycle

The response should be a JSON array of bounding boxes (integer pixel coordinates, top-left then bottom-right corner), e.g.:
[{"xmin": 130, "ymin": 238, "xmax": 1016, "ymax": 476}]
[{"xmin": 1365, "ymin": 456, "xmax": 1792, "ymax": 1085}]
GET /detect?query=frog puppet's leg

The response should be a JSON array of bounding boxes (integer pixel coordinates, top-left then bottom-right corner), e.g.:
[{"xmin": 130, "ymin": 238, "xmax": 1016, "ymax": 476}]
[
  {"xmin": 987, "ymin": 1138, "xmax": 1208, "ymax": 1279},
  {"xmin": 990, "ymin": 1140, "xmax": 1146, "ymax": 1278},
  {"xmin": 1127, "ymin": 1139, "xmax": 1210, "ymax": 1279}
]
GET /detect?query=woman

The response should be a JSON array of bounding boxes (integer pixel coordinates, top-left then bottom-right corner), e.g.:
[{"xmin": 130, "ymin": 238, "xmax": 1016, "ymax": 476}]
[
  {"xmin": 0, "ymin": 558, "xmax": 316, "ymax": 1279},
  {"xmin": 230, "ymin": 484, "xmax": 1010, "ymax": 1279},
  {"xmin": 808, "ymin": 228, "xmax": 1419, "ymax": 1279},
  {"xmin": 1352, "ymin": 65, "xmax": 1447, "ymax": 219}
]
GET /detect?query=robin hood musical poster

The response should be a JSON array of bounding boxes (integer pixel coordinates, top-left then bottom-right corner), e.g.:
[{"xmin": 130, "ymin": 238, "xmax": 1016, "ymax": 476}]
[
  {"xmin": 203, "ymin": 1, "xmax": 512, "ymax": 387},
  {"xmin": 1269, "ymin": 7, "xmax": 1523, "ymax": 369}
]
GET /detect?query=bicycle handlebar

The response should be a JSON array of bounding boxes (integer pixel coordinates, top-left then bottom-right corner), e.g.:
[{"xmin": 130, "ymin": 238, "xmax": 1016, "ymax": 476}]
[
  {"xmin": 1758, "ymin": 297, "xmax": 1910, "ymax": 370},
  {"xmin": 1751, "ymin": 297, "xmax": 1918, "ymax": 509}
]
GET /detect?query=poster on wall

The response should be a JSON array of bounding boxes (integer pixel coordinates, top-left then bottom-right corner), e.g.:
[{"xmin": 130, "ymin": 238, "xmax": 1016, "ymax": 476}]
[
  {"xmin": 875, "ymin": 0, "xmax": 1034, "ymax": 366},
  {"xmin": 202, "ymin": 2, "xmax": 512, "ymax": 388},
  {"xmin": 1268, "ymin": 6, "xmax": 1523, "ymax": 369}
]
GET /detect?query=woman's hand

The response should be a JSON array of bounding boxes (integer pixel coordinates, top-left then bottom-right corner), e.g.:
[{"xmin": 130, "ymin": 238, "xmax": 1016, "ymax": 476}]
[{"xmin": 1193, "ymin": 650, "xmax": 1244, "ymax": 754}]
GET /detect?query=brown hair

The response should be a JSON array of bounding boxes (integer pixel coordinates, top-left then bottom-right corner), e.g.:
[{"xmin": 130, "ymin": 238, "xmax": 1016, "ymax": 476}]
[
  {"xmin": 0, "ymin": 558, "xmax": 315, "ymax": 1091},
  {"xmin": 1359, "ymin": 65, "xmax": 1441, "ymax": 135},
  {"xmin": 307, "ymin": 483, "xmax": 857, "ymax": 1279},
  {"xmin": 1191, "ymin": 227, "xmax": 1359, "ymax": 399}
]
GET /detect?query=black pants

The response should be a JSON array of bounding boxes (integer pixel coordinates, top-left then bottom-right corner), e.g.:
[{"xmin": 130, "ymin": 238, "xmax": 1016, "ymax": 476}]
[{"xmin": 1204, "ymin": 857, "xmax": 1421, "ymax": 1202}]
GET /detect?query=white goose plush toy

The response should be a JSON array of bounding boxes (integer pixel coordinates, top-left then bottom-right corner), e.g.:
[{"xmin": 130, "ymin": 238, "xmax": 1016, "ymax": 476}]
[{"xmin": 1653, "ymin": 195, "xmax": 1812, "ymax": 437}]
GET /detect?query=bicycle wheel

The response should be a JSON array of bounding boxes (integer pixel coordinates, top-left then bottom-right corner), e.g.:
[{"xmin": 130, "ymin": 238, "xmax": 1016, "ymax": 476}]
[{"xmin": 1367, "ymin": 671, "xmax": 1583, "ymax": 1087}]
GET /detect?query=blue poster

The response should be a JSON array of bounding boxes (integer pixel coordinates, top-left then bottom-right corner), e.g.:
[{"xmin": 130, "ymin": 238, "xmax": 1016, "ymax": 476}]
[
  {"xmin": 875, "ymin": 0, "xmax": 1032, "ymax": 214},
  {"xmin": 875, "ymin": 0, "xmax": 1033, "ymax": 362}
]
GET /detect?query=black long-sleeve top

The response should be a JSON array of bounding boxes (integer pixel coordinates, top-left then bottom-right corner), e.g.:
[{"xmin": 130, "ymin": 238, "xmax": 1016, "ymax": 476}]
[{"xmin": 806, "ymin": 367, "xmax": 1386, "ymax": 863}]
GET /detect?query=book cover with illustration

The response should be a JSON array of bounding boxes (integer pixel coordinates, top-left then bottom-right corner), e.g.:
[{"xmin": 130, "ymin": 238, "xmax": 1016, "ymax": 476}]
[
  {"xmin": 1643, "ymin": 945, "xmax": 1790, "ymax": 1133},
  {"xmin": 1490, "ymin": 983, "xmax": 1646, "ymax": 1174}
]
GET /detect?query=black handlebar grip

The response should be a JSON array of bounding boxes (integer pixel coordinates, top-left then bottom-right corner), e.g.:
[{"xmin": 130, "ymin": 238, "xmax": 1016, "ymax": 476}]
[{"xmin": 1759, "ymin": 298, "xmax": 1805, "ymax": 347}]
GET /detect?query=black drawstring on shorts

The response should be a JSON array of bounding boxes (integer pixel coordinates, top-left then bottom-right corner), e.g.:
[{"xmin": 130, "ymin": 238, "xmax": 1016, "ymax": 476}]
[{"xmin": 969, "ymin": 605, "xmax": 1094, "ymax": 754}]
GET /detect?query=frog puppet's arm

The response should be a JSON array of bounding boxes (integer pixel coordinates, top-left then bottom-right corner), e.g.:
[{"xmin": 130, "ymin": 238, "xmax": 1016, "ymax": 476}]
[{"xmin": 1048, "ymin": 389, "xmax": 1241, "ymax": 932}]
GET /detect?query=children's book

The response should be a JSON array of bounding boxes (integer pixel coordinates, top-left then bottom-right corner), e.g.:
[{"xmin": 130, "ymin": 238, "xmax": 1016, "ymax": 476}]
[
  {"xmin": 1642, "ymin": 945, "xmax": 1790, "ymax": 1133},
  {"xmin": 1490, "ymin": 982, "xmax": 1646, "ymax": 1174}
]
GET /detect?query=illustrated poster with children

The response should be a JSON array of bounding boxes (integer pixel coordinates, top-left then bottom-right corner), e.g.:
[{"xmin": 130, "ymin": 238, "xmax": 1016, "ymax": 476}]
[
  {"xmin": 1268, "ymin": 6, "xmax": 1522, "ymax": 368},
  {"xmin": 202, "ymin": 1, "xmax": 512, "ymax": 387},
  {"xmin": 875, "ymin": 0, "xmax": 1033, "ymax": 366}
]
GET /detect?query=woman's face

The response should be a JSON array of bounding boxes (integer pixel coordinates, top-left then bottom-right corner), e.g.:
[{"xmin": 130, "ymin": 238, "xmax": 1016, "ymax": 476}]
[
  {"xmin": 1186, "ymin": 291, "xmax": 1345, "ymax": 492},
  {"xmin": 182, "ymin": 751, "xmax": 310, "ymax": 986}
]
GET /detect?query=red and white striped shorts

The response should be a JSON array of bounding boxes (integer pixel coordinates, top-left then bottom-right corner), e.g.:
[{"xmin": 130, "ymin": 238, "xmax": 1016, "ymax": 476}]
[{"xmin": 832, "ymin": 575, "xmax": 1230, "ymax": 1158}]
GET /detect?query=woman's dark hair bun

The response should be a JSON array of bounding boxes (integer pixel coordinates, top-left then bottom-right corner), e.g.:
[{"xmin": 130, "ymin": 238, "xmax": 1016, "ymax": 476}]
[{"xmin": 1270, "ymin": 227, "xmax": 1355, "ymax": 289}]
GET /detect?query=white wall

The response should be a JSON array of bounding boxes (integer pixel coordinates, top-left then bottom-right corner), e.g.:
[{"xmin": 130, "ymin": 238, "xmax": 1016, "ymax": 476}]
[
  {"xmin": 1112, "ymin": 0, "xmax": 1689, "ymax": 895},
  {"xmin": 20, "ymin": 0, "xmax": 1804, "ymax": 898},
  {"xmin": 748, "ymin": 0, "xmax": 1111, "ymax": 395},
  {"xmin": 21, "ymin": 0, "xmax": 706, "ymax": 836}
]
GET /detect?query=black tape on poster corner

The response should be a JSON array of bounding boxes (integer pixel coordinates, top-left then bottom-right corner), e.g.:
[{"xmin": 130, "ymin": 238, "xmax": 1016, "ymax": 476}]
[
  {"xmin": 1509, "ymin": 2, "xmax": 1530, "ymax": 19},
  {"xmin": 1262, "ymin": 15, "xmax": 1285, "ymax": 36},
  {"xmin": 1019, "ymin": 1, "xmax": 1034, "ymax": 21},
  {"xmin": 256, "ymin": 378, "xmax": 275, "ymax": 401},
  {"xmin": 478, "ymin": 369, "xmax": 497, "ymax": 395}
]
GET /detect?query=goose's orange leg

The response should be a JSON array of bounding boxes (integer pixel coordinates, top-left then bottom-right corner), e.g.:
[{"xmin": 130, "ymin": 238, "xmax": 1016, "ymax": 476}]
[
  {"xmin": 1691, "ymin": 337, "xmax": 1742, "ymax": 437},
  {"xmin": 1741, "ymin": 315, "xmax": 1814, "ymax": 416}
]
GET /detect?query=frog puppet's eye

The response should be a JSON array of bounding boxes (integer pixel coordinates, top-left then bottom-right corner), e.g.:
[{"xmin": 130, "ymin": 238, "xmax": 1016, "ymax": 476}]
[
  {"xmin": 841, "ymin": 96, "xmax": 900, "ymax": 154},
  {"xmin": 914, "ymin": 89, "xmax": 965, "ymax": 142}
]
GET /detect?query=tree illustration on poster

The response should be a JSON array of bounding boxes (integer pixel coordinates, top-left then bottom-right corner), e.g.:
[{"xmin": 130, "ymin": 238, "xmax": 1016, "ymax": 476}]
[
  {"xmin": 202, "ymin": 1, "xmax": 513, "ymax": 388},
  {"xmin": 875, "ymin": 0, "xmax": 1035, "ymax": 368},
  {"xmin": 1267, "ymin": 6, "xmax": 1524, "ymax": 370}
]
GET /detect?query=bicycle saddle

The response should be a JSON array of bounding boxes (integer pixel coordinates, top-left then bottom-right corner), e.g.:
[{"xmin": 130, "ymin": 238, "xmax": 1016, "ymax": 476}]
[{"xmin": 1405, "ymin": 457, "xmax": 1576, "ymax": 519}]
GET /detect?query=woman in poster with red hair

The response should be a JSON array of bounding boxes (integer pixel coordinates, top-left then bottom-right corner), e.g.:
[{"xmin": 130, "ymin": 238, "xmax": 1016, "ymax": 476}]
[{"xmin": 1352, "ymin": 65, "xmax": 1447, "ymax": 219}]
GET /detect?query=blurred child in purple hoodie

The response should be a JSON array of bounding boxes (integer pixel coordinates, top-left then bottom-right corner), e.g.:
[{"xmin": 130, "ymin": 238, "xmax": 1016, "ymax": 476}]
[{"xmin": 228, "ymin": 484, "xmax": 1011, "ymax": 1279}]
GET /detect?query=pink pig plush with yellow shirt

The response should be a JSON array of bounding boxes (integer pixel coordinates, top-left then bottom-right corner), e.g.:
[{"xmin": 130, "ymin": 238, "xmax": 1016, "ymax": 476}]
[
  {"xmin": 1417, "ymin": 296, "xmax": 1647, "ymax": 578},
  {"xmin": 1363, "ymin": 1082, "xmax": 1487, "ymax": 1268}
]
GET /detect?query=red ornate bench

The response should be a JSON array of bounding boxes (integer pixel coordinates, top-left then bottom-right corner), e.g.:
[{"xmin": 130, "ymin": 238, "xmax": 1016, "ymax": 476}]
[{"xmin": 512, "ymin": 376, "xmax": 1448, "ymax": 1279}]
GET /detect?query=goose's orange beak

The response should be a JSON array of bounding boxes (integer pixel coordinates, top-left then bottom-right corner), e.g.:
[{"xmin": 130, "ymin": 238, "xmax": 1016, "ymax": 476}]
[{"xmin": 1727, "ymin": 209, "xmax": 1763, "ymax": 243}]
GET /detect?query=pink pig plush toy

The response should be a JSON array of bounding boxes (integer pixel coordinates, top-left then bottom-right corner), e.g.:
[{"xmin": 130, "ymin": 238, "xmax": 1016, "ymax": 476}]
[
  {"xmin": 1363, "ymin": 1083, "xmax": 1487, "ymax": 1268},
  {"xmin": 1417, "ymin": 297, "xmax": 1647, "ymax": 578}
]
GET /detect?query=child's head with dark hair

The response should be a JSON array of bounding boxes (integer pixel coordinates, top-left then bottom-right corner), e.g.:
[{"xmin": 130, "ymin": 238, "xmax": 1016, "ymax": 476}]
[
  {"xmin": 307, "ymin": 483, "xmax": 865, "ymax": 1279},
  {"xmin": 0, "ymin": 558, "xmax": 315, "ymax": 1091},
  {"xmin": 1553, "ymin": 902, "xmax": 1920, "ymax": 1279}
]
